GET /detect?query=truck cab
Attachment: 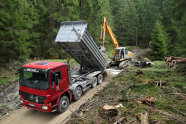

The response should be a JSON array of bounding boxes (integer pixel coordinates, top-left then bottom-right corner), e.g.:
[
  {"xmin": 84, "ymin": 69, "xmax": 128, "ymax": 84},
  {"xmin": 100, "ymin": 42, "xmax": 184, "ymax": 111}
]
[{"xmin": 19, "ymin": 61, "xmax": 71, "ymax": 113}]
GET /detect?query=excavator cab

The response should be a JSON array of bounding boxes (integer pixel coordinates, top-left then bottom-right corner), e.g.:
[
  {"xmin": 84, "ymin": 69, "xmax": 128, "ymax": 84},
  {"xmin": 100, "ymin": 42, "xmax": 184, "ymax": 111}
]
[{"xmin": 114, "ymin": 47, "xmax": 129, "ymax": 61}]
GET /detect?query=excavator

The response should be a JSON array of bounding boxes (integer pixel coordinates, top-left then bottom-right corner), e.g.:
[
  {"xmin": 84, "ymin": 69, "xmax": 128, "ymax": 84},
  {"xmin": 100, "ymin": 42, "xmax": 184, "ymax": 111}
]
[{"xmin": 100, "ymin": 17, "xmax": 133, "ymax": 68}]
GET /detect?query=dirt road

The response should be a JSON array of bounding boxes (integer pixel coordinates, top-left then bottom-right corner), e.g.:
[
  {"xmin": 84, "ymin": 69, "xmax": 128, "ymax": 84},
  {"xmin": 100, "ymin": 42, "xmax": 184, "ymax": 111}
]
[{"xmin": 0, "ymin": 69, "xmax": 120, "ymax": 124}]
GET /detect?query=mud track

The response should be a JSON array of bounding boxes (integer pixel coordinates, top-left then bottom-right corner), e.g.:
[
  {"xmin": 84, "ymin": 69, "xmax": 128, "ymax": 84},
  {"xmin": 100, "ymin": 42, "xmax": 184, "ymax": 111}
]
[{"xmin": 0, "ymin": 69, "xmax": 120, "ymax": 124}]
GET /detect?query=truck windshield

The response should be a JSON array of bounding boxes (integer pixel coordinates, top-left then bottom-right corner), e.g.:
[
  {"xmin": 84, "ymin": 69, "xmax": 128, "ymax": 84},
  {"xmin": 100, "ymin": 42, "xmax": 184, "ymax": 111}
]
[{"xmin": 20, "ymin": 68, "xmax": 49, "ymax": 90}]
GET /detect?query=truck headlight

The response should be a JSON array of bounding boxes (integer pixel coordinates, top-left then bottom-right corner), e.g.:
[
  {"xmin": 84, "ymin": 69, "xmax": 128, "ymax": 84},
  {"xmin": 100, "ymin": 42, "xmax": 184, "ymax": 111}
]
[
  {"xmin": 42, "ymin": 106, "xmax": 48, "ymax": 110},
  {"xmin": 20, "ymin": 100, "xmax": 23, "ymax": 104}
]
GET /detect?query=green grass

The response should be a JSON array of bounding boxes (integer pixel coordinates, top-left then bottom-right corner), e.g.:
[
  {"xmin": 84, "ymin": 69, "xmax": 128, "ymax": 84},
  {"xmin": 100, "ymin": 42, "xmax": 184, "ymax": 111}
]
[
  {"xmin": 114, "ymin": 61, "xmax": 186, "ymax": 123},
  {"xmin": 68, "ymin": 61, "xmax": 186, "ymax": 123},
  {"xmin": 0, "ymin": 76, "xmax": 18, "ymax": 85}
]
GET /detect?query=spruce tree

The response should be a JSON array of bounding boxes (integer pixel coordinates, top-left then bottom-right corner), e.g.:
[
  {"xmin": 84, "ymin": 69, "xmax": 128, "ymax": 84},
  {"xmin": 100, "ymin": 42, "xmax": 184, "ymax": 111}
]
[
  {"xmin": 0, "ymin": 0, "xmax": 36, "ymax": 64},
  {"xmin": 149, "ymin": 20, "xmax": 168, "ymax": 61}
]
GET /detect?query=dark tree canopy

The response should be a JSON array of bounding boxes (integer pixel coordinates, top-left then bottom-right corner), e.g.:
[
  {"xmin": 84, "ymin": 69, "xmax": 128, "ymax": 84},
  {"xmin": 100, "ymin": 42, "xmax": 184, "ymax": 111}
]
[{"xmin": 0, "ymin": 0, "xmax": 185, "ymax": 65}]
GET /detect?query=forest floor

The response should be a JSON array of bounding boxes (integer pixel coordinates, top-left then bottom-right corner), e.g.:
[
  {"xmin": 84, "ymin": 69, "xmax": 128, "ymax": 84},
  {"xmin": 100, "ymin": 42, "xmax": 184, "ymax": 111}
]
[{"xmin": 67, "ymin": 61, "xmax": 186, "ymax": 124}]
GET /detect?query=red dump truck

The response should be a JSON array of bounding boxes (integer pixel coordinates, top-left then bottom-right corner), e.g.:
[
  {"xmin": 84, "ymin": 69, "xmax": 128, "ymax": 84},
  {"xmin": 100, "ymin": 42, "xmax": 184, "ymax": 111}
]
[{"xmin": 18, "ymin": 21, "xmax": 106, "ymax": 113}]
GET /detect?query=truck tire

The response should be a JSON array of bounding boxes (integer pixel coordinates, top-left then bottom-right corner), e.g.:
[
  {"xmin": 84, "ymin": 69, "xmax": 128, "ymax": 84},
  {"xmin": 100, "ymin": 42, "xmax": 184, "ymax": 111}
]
[
  {"xmin": 73, "ymin": 86, "xmax": 82, "ymax": 101},
  {"xmin": 91, "ymin": 77, "xmax": 97, "ymax": 88},
  {"xmin": 97, "ymin": 74, "xmax": 103, "ymax": 84},
  {"xmin": 57, "ymin": 96, "xmax": 69, "ymax": 113}
]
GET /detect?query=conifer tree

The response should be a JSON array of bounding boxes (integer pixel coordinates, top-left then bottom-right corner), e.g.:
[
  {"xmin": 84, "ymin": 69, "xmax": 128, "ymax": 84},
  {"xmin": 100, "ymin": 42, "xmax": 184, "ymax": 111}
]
[
  {"xmin": 149, "ymin": 20, "xmax": 168, "ymax": 60},
  {"xmin": 0, "ymin": 0, "xmax": 37, "ymax": 64}
]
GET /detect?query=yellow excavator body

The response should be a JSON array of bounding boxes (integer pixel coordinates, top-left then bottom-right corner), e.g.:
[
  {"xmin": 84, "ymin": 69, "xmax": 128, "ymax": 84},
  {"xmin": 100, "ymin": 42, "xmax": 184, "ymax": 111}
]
[{"xmin": 100, "ymin": 17, "xmax": 132, "ymax": 64}]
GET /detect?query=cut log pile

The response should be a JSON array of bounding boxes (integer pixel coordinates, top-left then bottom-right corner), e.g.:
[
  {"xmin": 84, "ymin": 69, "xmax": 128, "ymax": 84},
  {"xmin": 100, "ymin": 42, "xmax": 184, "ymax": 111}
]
[{"xmin": 164, "ymin": 56, "xmax": 186, "ymax": 71}]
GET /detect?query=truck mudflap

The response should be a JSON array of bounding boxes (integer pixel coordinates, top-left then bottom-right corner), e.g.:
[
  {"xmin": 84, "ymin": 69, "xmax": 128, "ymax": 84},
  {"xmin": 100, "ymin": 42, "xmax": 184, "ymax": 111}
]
[{"xmin": 20, "ymin": 98, "xmax": 53, "ymax": 112}]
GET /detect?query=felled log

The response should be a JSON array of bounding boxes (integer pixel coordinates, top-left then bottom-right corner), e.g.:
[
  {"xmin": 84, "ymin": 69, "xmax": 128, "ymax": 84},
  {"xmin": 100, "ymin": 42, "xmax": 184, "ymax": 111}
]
[
  {"xmin": 175, "ymin": 60, "xmax": 186, "ymax": 63},
  {"xmin": 166, "ymin": 57, "xmax": 172, "ymax": 62},
  {"xmin": 164, "ymin": 57, "xmax": 172, "ymax": 67},
  {"xmin": 164, "ymin": 56, "xmax": 186, "ymax": 71},
  {"xmin": 98, "ymin": 104, "xmax": 118, "ymax": 118},
  {"xmin": 170, "ymin": 56, "xmax": 186, "ymax": 61}
]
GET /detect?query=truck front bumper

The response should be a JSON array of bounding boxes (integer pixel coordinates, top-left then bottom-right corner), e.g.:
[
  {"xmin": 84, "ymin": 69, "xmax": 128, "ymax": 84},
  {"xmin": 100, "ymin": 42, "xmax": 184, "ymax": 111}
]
[{"xmin": 20, "ymin": 98, "xmax": 53, "ymax": 112}]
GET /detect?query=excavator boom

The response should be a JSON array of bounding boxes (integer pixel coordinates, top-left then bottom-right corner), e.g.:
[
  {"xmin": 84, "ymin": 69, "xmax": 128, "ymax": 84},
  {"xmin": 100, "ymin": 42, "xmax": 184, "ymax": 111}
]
[
  {"xmin": 100, "ymin": 17, "xmax": 133, "ymax": 69},
  {"xmin": 100, "ymin": 17, "xmax": 119, "ymax": 49}
]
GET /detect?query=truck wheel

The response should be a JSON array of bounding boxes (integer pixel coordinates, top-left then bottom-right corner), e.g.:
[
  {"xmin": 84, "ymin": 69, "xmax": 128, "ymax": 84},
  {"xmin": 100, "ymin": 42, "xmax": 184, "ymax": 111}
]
[
  {"xmin": 97, "ymin": 74, "xmax": 103, "ymax": 84},
  {"xmin": 91, "ymin": 77, "xmax": 97, "ymax": 88},
  {"xmin": 57, "ymin": 96, "xmax": 69, "ymax": 113},
  {"xmin": 73, "ymin": 86, "xmax": 82, "ymax": 101}
]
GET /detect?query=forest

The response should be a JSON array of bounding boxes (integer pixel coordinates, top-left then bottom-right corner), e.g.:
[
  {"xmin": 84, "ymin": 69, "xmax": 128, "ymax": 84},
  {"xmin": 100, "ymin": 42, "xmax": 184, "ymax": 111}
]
[{"xmin": 0, "ymin": 0, "xmax": 186, "ymax": 66}]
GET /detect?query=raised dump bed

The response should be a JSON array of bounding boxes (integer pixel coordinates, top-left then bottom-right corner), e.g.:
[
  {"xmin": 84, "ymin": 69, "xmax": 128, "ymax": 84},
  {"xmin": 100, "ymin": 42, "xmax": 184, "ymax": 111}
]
[{"xmin": 55, "ymin": 21, "xmax": 106, "ymax": 72}]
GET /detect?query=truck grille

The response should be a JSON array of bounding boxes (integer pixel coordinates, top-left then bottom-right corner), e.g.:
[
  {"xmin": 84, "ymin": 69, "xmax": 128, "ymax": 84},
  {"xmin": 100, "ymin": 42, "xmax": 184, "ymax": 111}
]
[{"xmin": 19, "ymin": 91, "xmax": 46, "ymax": 104}]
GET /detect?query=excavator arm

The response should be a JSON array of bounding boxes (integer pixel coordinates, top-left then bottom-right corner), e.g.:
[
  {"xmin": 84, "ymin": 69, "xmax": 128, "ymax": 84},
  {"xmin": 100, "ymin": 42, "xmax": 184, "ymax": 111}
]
[
  {"xmin": 100, "ymin": 17, "xmax": 133, "ymax": 68},
  {"xmin": 100, "ymin": 17, "xmax": 119, "ymax": 49}
]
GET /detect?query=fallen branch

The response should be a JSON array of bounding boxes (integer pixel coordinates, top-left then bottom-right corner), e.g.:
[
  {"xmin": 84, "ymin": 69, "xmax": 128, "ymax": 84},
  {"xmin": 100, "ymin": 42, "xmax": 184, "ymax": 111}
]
[
  {"xmin": 170, "ymin": 93, "xmax": 186, "ymax": 100},
  {"xmin": 169, "ymin": 106, "xmax": 186, "ymax": 117},
  {"xmin": 152, "ymin": 108, "xmax": 186, "ymax": 123},
  {"xmin": 81, "ymin": 99, "xmax": 98, "ymax": 112},
  {"xmin": 113, "ymin": 117, "xmax": 127, "ymax": 124}
]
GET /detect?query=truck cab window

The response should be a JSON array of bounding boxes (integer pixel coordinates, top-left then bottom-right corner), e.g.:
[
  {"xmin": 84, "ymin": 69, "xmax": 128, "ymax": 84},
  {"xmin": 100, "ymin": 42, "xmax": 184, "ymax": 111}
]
[
  {"xmin": 52, "ymin": 71, "xmax": 61, "ymax": 84},
  {"xmin": 125, "ymin": 49, "xmax": 128, "ymax": 54},
  {"xmin": 23, "ymin": 71, "xmax": 32, "ymax": 80},
  {"xmin": 20, "ymin": 69, "xmax": 49, "ymax": 90}
]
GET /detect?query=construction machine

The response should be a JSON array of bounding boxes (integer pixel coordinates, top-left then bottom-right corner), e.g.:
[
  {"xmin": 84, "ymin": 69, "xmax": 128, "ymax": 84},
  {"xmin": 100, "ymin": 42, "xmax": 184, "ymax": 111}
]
[{"xmin": 100, "ymin": 17, "xmax": 133, "ymax": 69}]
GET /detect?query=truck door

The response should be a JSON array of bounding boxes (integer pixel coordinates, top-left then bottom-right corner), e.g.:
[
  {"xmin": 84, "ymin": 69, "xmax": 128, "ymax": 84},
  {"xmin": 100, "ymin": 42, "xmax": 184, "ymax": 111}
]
[{"xmin": 50, "ymin": 66, "xmax": 68, "ymax": 101}]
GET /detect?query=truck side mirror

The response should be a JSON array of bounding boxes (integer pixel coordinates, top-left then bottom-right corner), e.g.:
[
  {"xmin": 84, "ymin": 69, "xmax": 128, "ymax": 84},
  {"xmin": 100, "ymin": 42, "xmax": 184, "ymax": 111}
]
[{"xmin": 54, "ymin": 74, "xmax": 59, "ymax": 85}]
